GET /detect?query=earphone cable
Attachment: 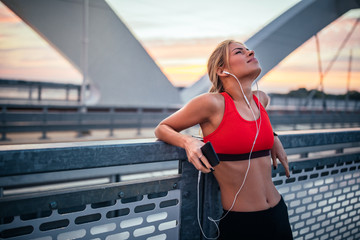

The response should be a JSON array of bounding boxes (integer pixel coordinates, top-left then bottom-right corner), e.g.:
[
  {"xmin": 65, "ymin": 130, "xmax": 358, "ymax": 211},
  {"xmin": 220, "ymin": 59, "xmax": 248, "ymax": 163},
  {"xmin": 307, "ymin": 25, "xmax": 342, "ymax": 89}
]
[{"xmin": 198, "ymin": 72, "xmax": 262, "ymax": 239}]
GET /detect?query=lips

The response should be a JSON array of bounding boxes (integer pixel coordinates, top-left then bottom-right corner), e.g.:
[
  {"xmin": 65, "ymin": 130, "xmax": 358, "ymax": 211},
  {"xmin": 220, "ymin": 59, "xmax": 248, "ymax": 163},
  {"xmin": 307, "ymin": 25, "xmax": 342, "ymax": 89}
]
[{"xmin": 247, "ymin": 58, "xmax": 257, "ymax": 63}]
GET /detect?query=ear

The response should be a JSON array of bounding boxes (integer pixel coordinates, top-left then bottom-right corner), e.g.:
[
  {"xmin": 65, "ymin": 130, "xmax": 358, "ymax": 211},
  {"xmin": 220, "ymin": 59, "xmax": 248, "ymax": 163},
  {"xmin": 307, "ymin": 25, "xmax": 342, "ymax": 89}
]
[{"xmin": 217, "ymin": 68, "xmax": 228, "ymax": 77}]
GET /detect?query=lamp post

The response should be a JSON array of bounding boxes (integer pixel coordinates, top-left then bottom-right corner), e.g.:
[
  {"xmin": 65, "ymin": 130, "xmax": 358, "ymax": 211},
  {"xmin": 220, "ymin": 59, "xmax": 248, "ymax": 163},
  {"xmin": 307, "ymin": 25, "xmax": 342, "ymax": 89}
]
[
  {"xmin": 80, "ymin": 0, "xmax": 89, "ymax": 109},
  {"xmin": 345, "ymin": 49, "xmax": 353, "ymax": 110}
]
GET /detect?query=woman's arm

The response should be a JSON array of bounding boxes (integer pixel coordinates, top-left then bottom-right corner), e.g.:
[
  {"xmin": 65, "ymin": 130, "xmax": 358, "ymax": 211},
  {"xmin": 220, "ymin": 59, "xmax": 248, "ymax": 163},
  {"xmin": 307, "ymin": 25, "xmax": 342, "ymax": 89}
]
[
  {"xmin": 271, "ymin": 135, "xmax": 290, "ymax": 178},
  {"xmin": 155, "ymin": 93, "xmax": 220, "ymax": 173}
]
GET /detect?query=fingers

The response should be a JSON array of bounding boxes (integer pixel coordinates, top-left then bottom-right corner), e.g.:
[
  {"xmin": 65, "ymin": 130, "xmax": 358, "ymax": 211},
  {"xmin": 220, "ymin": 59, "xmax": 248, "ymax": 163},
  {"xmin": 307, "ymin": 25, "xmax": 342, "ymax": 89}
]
[
  {"xmin": 281, "ymin": 156, "xmax": 291, "ymax": 178},
  {"xmin": 199, "ymin": 155, "xmax": 215, "ymax": 173},
  {"xmin": 271, "ymin": 151, "xmax": 278, "ymax": 170},
  {"xmin": 188, "ymin": 152, "xmax": 212, "ymax": 173},
  {"xmin": 184, "ymin": 138, "xmax": 214, "ymax": 173},
  {"xmin": 271, "ymin": 151, "xmax": 290, "ymax": 178},
  {"xmin": 278, "ymin": 155, "xmax": 290, "ymax": 178}
]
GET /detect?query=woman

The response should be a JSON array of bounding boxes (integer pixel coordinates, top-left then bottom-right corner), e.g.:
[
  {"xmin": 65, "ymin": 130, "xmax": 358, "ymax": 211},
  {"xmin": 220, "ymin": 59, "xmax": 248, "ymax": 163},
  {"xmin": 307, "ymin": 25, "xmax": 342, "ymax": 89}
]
[{"xmin": 155, "ymin": 40, "xmax": 293, "ymax": 239}]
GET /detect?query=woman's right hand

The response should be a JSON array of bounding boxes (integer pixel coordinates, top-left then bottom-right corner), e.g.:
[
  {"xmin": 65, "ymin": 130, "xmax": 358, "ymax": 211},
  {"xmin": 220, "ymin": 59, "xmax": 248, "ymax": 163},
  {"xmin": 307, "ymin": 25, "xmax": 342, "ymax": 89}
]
[
  {"xmin": 184, "ymin": 136, "xmax": 213, "ymax": 173},
  {"xmin": 154, "ymin": 94, "xmax": 221, "ymax": 173}
]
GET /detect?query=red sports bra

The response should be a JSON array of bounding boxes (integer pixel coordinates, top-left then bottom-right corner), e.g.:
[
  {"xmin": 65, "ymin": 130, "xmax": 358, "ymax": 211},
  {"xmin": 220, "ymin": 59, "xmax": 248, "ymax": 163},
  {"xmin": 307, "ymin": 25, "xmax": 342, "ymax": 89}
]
[{"xmin": 203, "ymin": 92, "xmax": 274, "ymax": 161}]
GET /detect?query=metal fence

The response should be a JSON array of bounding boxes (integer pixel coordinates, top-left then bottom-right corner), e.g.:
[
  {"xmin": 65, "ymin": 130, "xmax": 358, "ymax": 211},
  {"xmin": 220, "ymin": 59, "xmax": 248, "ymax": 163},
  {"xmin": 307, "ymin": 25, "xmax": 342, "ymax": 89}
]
[
  {"xmin": 1, "ymin": 103, "xmax": 360, "ymax": 141},
  {"xmin": 0, "ymin": 79, "xmax": 82, "ymax": 103},
  {"xmin": 0, "ymin": 104, "xmax": 179, "ymax": 141},
  {"xmin": 269, "ymin": 96, "xmax": 360, "ymax": 112},
  {"xmin": 1, "ymin": 79, "xmax": 359, "ymax": 112},
  {"xmin": 0, "ymin": 130, "xmax": 360, "ymax": 239}
]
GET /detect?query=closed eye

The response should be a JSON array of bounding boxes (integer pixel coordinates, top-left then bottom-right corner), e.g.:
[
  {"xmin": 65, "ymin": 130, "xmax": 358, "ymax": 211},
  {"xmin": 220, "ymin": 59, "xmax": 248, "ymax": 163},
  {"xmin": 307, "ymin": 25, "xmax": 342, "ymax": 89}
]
[{"xmin": 232, "ymin": 47, "xmax": 244, "ymax": 55}]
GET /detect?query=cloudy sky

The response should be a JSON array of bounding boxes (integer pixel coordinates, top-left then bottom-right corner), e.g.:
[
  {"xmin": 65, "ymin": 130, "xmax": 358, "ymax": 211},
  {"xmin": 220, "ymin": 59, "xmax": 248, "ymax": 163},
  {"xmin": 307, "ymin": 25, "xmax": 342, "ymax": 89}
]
[{"xmin": 0, "ymin": 0, "xmax": 359, "ymax": 94}]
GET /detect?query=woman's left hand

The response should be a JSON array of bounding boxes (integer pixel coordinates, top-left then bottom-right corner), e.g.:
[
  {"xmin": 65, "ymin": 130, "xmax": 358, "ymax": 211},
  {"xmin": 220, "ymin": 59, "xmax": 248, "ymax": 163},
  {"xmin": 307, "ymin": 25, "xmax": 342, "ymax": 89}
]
[{"xmin": 271, "ymin": 135, "xmax": 290, "ymax": 178}]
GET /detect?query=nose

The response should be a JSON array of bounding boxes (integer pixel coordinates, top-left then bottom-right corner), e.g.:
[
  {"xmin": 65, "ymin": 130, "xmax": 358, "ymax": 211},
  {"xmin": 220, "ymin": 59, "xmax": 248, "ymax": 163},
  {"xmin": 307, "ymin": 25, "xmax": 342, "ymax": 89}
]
[{"xmin": 247, "ymin": 49, "xmax": 254, "ymax": 56}]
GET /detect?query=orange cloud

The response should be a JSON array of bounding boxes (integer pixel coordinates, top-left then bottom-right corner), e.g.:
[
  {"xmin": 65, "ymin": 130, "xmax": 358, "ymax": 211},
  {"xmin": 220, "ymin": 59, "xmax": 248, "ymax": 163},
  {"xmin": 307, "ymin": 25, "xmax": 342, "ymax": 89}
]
[
  {"xmin": 143, "ymin": 38, "xmax": 221, "ymax": 60},
  {"xmin": 161, "ymin": 64, "xmax": 207, "ymax": 86},
  {"xmin": 0, "ymin": 3, "xmax": 21, "ymax": 23},
  {"xmin": 261, "ymin": 69, "xmax": 360, "ymax": 94},
  {"xmin": 142, "ymin": 38, "xmax": 223, "ymax": 86}
]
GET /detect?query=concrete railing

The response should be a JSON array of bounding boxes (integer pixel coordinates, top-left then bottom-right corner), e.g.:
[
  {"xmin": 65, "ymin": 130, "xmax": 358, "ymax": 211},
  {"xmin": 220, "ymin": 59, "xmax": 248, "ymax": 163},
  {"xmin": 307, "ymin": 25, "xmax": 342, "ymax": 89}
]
[{"xmin": 0, "ymin": 130, "xmax": 359, "ymax": 239}]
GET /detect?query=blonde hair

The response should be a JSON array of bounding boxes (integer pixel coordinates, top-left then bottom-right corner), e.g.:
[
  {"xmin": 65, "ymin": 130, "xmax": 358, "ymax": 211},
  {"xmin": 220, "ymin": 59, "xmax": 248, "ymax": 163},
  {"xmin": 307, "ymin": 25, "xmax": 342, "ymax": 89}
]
[{"xmin": 207, "ymin": 39, "xmax": 242, "ymax": 93}]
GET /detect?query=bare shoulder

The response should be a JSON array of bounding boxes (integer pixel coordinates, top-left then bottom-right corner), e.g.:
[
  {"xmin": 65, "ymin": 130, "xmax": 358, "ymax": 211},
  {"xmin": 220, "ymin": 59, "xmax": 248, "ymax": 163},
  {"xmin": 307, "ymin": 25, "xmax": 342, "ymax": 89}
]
[
  {"xmin": 175, "ymin": 92, "xmax": 224, "ymax": 126},
  {"xmin": 189, "ymin": 92, "xmax": 224, "ymax": 110},
  {"xmin": 253, "ymin": 90, "xmax": 270, "ymax": 108}
]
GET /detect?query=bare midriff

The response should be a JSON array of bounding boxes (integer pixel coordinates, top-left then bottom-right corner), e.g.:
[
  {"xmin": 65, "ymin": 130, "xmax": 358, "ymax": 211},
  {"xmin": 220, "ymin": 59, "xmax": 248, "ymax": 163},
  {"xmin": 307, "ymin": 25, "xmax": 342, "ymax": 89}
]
[{"xmin": 213, "ymin": 155, "xmax": 281, "ymax": 212}]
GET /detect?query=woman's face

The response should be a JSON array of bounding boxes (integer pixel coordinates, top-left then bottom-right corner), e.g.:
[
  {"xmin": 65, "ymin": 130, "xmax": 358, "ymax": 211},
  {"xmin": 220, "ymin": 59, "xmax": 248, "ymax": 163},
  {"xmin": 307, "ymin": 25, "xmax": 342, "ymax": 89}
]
[{"xmin": 227, "ymin": 42, "xmax": 261, "ymax": 79}]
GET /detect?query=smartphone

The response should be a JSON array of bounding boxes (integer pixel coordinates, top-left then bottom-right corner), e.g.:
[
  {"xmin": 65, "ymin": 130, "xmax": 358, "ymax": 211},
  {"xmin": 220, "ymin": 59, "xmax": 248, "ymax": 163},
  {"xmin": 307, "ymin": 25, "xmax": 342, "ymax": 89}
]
[{"xmin": 200, "ymin": 142, "xmax": 220, "ymax": 167}]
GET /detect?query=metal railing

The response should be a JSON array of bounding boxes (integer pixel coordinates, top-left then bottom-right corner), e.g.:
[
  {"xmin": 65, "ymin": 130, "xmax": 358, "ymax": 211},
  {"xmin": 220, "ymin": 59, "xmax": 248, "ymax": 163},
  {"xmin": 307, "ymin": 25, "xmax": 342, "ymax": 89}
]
[
  {"xmin": 0, "ymin": 104, "xmax": 179, "ymax": 141},
  {"xmin": 268, "ymin": 95, "xmax": 360, "ymax": 112},
  {"xmin": 0, "ymin": 129, "xmax": 359, "ymax": 239},
  {"xmin": 0, "ymin": 79, "xmax": 82, "ymax": 103},
  {"xmin": 1, "ymin": 79, "xmax": 359, "ymax": 112},
  {"xmin": 1, "ymin": 103, "xmax": 359, "ymax": 141}
]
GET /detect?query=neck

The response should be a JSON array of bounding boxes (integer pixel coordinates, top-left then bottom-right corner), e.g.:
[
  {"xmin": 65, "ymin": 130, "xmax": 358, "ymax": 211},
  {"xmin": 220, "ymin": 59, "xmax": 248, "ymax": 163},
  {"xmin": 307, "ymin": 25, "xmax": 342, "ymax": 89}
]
[{"xmin": 224, "ymin": 78, "xmax": 253, "ymax": 104}]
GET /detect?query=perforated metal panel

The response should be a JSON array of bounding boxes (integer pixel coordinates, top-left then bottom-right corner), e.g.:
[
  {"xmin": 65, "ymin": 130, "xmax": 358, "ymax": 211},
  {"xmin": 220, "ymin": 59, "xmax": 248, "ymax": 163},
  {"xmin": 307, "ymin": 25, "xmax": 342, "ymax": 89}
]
[
  {"xmin": 273, "ymin": 160, "xmax": 360, "ymax": 240},
  {"xmin": 0, "ymin": 190, "xmax": 180, "ymax": 240}
]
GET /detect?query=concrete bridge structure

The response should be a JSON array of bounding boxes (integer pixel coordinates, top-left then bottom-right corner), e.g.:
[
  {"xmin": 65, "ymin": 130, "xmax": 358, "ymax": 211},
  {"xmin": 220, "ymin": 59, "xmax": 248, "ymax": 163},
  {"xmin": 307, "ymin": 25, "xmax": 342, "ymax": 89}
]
[{"xmin": 2, "ymin": 0, "xmax": 359, "ymax": 106}]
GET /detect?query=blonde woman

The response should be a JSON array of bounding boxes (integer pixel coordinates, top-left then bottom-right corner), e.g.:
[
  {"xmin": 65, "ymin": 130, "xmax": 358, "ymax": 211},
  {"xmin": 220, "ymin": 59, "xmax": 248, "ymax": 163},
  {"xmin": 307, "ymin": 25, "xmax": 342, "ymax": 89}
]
[{"xmin": 155, "ymin": 40, "xmax": 293, "ymax": 239}]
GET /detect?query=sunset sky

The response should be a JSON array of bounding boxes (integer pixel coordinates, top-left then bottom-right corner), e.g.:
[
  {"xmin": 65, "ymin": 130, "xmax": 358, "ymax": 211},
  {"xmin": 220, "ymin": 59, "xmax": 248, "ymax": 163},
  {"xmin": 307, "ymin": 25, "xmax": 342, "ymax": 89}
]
[{"xmin": 0, "ymin": 0, "xmax": 359, "ymax": 94}]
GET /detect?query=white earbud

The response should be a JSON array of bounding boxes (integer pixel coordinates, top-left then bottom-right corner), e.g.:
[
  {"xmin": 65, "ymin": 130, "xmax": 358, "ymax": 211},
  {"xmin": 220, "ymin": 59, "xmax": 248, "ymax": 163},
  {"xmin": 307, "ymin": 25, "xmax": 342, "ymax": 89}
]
[{"xmin": 222, "ymin": 71, "xmax": 251, "ymax": 108}]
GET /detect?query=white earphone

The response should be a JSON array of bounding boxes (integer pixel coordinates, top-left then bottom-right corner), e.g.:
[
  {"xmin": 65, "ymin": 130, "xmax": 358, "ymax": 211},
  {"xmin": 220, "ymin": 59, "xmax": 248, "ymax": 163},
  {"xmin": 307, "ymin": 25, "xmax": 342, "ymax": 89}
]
[
  {"xmin": 197, "ymin": 71, "xmax": 262, "ymax": 239},
  {"xmin": 222, "ymin": 71, "xmax": 251, "ymax": 108}
]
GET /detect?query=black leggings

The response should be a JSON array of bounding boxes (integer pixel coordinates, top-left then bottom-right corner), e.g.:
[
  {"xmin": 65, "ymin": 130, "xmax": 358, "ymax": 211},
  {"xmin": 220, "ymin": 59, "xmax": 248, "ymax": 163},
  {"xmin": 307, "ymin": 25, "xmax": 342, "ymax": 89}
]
[{"xmin": 218, "ymin": 196, "xmax": 293, "ymax": 240}]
